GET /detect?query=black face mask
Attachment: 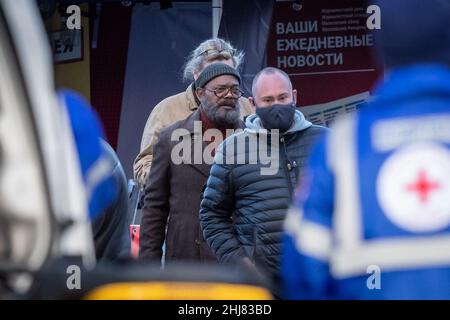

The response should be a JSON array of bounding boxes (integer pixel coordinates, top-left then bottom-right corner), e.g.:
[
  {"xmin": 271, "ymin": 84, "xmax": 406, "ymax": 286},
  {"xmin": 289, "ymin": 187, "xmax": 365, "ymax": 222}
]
[{"xmin": 256, "ymin": 103, "xmax": 296, "ymax": 132}]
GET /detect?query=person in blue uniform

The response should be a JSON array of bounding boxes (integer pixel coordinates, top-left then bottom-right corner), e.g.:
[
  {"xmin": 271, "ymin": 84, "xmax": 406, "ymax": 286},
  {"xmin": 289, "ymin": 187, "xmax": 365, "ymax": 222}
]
[
  {"xmin": 59, "ymin": 90, "xmax": 130, "ymax": 260},
  {"xmin": 59, "ymin": 89, "xmax": 117, "ymax": 221},
  {"xmin": 282, "ymin": 0, "xmax": 450, "ymax": 299}
]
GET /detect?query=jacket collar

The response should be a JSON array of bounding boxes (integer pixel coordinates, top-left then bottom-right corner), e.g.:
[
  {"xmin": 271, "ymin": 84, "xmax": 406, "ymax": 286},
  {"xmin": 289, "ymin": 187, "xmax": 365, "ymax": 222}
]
[
  {"xmin": 244, "ymin": 110, "xmax": 312, "ymax": 135},
  {"xmin": 183, "ymin": 109, "xmax": 202, "ymax": 134},
  {"xmin": 177, "ymin": 110, "xmax": 244, "ymax": 177},
  {"xmin": 186, "ymin": 83, "xmax": 200, "ymax": 111}
]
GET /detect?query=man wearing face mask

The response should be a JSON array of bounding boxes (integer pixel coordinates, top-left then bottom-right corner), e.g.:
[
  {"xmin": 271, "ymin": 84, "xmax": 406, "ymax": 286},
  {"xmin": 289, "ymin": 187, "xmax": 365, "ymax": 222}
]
[{"xmin": 200, "ymin": 67, "xmax": 327, "ymax": 297}]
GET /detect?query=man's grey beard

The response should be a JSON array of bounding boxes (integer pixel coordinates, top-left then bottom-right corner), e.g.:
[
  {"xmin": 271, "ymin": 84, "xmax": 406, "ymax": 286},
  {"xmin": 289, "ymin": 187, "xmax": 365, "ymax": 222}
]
[{"xmin": 202, "ymin": 100, "xmax": 240, "ymax": 127}]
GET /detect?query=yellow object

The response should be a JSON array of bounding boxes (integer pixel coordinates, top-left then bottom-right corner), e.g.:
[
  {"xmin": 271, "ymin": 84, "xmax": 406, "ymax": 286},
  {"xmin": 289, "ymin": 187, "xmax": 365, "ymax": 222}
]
[{"xmin": 84, "ymin": 282, "xmax": 273, "ymax": 300}]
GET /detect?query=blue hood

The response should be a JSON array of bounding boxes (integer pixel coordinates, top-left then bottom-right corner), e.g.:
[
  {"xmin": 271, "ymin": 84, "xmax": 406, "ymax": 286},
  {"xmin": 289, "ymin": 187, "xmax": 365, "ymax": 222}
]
[
  {"xmin": 373, "ymin": 64, "xmax": 450, "ymax": 105},
  {"xmin": 245, "ymin": 109, "xmax": 312, "ymax": 134}
]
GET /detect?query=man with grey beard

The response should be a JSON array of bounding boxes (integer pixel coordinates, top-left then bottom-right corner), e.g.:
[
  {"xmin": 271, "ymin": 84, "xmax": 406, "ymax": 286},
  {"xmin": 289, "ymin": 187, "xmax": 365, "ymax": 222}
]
[
  {"xmin": 134, "ymin": 38, "xmax": 253, "ymax": 189},
  {"xmin": 139, "ymin": 63, "xmax": 244, "ymax": 265}
]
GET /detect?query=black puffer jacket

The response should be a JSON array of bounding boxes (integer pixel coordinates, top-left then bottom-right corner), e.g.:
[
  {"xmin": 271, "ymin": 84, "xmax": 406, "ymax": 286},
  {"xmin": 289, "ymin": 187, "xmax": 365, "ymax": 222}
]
[{"xmin": 200, "ymin": 111, "xmax": 327, "ymax": 279}]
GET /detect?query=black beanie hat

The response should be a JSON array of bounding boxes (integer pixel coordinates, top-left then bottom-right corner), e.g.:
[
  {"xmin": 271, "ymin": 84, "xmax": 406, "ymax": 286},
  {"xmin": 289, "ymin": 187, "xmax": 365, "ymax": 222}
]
[{"xmin": 195, "ymin": 63, "xmax": 241, "ymax": 88}]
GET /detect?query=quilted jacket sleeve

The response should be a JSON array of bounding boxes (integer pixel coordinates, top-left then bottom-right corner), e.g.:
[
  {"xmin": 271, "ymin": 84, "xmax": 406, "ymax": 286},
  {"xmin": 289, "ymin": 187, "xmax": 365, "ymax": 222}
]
[{"xmin": 199, "ymin": 141, "xmax": 250, "ymax": 263}]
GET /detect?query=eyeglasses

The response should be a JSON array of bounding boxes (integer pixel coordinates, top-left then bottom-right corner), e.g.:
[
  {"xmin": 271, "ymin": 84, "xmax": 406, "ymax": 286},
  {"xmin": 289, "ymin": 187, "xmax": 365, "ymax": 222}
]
[
  {"xmin": 197, "ymin": 48, "xmax": 236, "ymax": 57},
  {"xmin": 203, "ymin": 86, "xmax": 244, "ymax": 98}
]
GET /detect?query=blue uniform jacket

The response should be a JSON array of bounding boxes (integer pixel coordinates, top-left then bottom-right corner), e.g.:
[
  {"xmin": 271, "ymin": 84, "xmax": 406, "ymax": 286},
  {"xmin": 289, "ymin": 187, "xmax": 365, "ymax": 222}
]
[{"xmin": 282, "ymin": 64, "xmax": 450, "ymax": 299}]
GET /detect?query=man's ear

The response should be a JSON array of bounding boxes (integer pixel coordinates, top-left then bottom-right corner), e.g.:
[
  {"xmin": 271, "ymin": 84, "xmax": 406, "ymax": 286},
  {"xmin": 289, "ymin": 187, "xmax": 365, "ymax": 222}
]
[
  {"xmin": 196, "ymin": 87, "xmax": 204, "ymax": 101},
  {"xmin": 292, "ymin": 89, "xmax": 298, "ymax": 105},
  {"xmin": 248, "ymin": 96, "xmax": 256, "ymax": 107}
]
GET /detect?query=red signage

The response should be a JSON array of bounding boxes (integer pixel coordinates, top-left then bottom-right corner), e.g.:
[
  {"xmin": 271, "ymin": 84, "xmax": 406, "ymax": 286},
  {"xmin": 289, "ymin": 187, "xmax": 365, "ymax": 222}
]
[{"xmin": 267, "ymin": 0, "xmax": 382, "ymax": 106}]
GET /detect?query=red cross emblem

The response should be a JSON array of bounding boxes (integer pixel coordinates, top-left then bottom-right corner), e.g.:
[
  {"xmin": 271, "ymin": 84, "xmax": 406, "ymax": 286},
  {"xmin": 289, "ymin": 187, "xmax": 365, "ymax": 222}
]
[{"xmin": 406, "ymin": 169, "xmax": 441, "ymax": 204}]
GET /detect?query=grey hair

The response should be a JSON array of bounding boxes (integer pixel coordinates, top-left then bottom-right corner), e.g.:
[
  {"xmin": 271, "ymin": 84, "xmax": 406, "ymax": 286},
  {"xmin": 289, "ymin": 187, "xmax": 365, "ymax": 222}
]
[
  {"xmin": 183, "ymin": 38, "xmax": 244, "ymax": 83},
  {"xmin": 251, "ymin": 67, "xmax": 292, "ymax": 97}
]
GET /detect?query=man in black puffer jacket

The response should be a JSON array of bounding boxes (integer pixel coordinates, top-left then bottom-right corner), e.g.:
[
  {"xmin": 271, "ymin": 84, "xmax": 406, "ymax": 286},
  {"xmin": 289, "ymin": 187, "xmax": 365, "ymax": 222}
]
[{"xmin": 200, "ymin": 67, "xmax": 327, "ymax": 296}]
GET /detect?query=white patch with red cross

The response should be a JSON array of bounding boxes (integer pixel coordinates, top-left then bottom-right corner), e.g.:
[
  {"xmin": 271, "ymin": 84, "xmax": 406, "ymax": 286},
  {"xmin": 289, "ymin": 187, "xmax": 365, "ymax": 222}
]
[{"xmin": 376, "ymin": 142, "xmax": 450, "ymax": 233}]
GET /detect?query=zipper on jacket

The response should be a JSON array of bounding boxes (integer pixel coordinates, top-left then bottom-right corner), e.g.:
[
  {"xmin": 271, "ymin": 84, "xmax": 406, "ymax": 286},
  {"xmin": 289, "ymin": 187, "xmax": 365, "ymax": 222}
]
[{"xmin": 280, "ymin": 135, "xmax": 297, "ymax": 202}]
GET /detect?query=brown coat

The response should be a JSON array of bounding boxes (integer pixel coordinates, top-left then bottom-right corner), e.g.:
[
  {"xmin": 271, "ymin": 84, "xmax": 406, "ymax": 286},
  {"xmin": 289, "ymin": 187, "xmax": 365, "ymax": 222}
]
[
  {"xmin": 139, "ymin": 110, "xmax": 243, "ymax": 264},
  {"xmin": 133, "ymin": 84, "xmax": 254, "ymax": 188}
]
